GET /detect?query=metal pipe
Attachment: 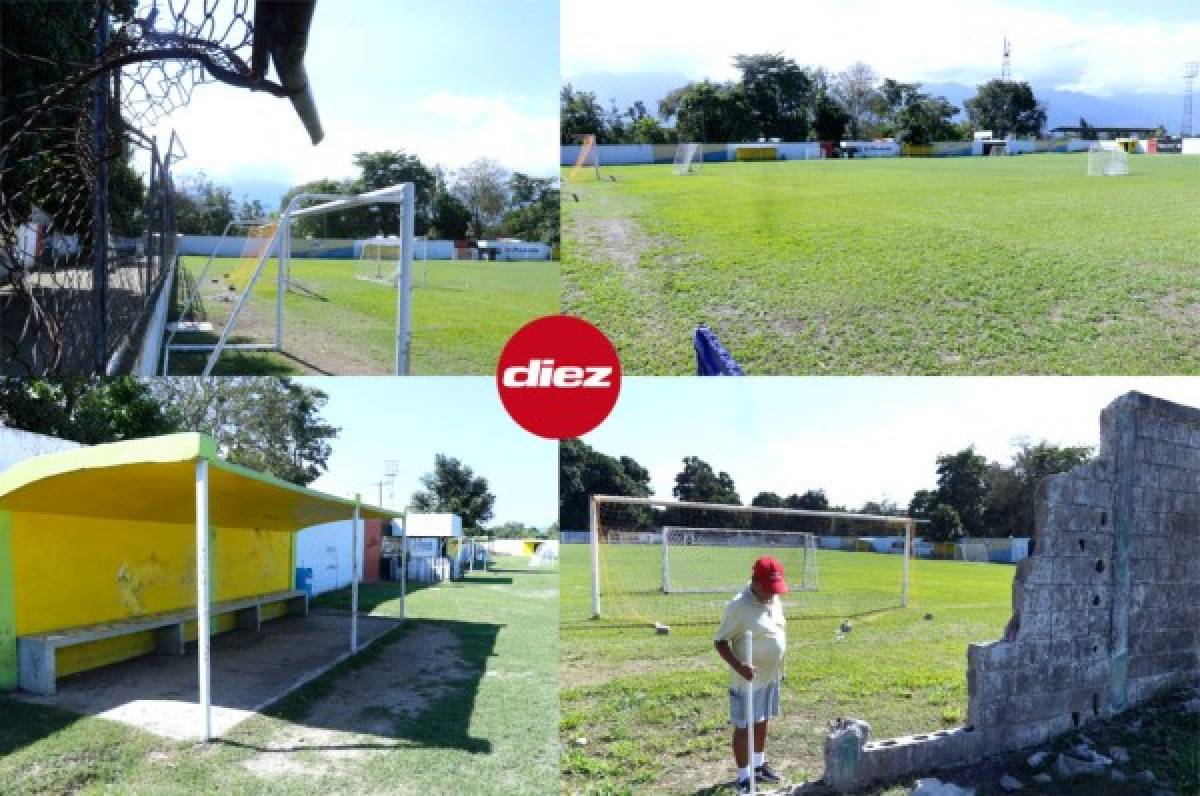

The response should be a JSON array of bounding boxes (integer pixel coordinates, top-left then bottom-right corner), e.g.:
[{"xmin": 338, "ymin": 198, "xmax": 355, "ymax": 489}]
[
  {"xmin": 195, "ymin": 459, "xmax": 211, "ymax": 741},
  {"xmin": 395, "ymin": 183, "xmax": 415, "ymax": 375},
  {"xmin": 591, "ymin": 495, "xmax": 927, "ymax": 524},
  {"xmin": 589, "ymin": 495, "xmax": 601, "ymax": 618},
  {"xmin": 351, "ymin": 495, "xmax": 360, "ymax": 652}
]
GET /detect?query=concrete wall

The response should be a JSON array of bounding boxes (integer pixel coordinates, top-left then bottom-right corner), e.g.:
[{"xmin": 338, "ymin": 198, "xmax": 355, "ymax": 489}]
[
  {"xmin": 0, "ymin": 429, "xmax": 81, "ymax": 473},
  {"xmin": 1183, "ymin": 138, "xmax": 1200, "ymax": 155},
  {"xmin": 295, "ymin": 520, "xmax": 366, "ymax": 596},
  {"xmin": 823, "ymin": 392, "xmax": 1200, "ymax": 791}
]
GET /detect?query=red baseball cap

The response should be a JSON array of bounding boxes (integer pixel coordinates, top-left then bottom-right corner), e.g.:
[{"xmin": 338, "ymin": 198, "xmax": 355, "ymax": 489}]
[{"xmin": 752, "ymin": 556, "xmax": 788, "ymax": 595}]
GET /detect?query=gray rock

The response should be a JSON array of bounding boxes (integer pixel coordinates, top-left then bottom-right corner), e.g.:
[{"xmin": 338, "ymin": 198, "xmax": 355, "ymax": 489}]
[
  {"xmin": 1072, "ymin": 743, "xmax": 1093, "ymax": 758},
  {"xmin": 1110, "ymin": 770, "xmax": 1127, "ymax": 783},
  {"xmin": 824, "ymin": 718, "xmax": 870, "ymax": 793},
  {"xmin": 654, "ymin": 623, "xmax": 670, "ymax": 635},
  {"xmin": 572, "ymin": 736, "xmax": 587, "ymax": 746},
  {"xmin": 1127, "ymin": 719, "xmax": 1143, "ymax": 732},
  {"xmin": 1109, "ymin": 746, "xmax": 1130, "ymax": 764},
  {"xmin": 1135, "ymin": 770, "xmax": 1157, "ymax": 785},
  {"xmin": 1055, "ymin": 753, "xmax": 1108, "ymax": 779},
  {"xmin": 910, "ymin": 778, "xmax": 975, "ymax": 796},
  {"xmin": 839, "ymin": 620, "xmax": 853, "ymax": 633},
  {"xmin": 1183, "ymin": 698, "xmax": 1200, "ymax": 714},
  {"xmin": 1032, "ymin": 773, "xmax": 1053, "ymax": 785},
  {"xmin": 999, "ymin": 774, "xmax": 1023, "ymax": 792},
  {"xmin": 1026, "ymin": 750, "xmax": 1049, "ymax": 768}
]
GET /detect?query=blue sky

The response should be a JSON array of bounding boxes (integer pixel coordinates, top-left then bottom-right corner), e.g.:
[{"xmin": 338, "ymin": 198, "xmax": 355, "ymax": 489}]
[
  {"xmin": 581, "ymin": 377, "xmax": 1200, "ymax": 512},
  {"xmin": 298, "ymin": 378, "xmax": 557, "ymax": 527},
  {"xmin": 144, "ymin": 0, "xmax": 559, "ymax": 206},
  {"xmin": 563, "ymin": 0, "xmax": 1200, "ymax": 96}
]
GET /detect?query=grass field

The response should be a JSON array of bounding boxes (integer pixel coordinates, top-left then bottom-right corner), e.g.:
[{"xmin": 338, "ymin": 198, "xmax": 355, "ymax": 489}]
[
  {"xmin": 563, "ymin": 154, "xmax": 1200, "ymax": 375},
  {"xmin": 560, "ymin": 543, "xmax": 1013, "ymax": 793},
  {"xmin": 167, "ymin": 256, "xmax": 559, "ymax": 375},
  {"xmin": 0, "ymin": 555, "xmax": 557, "ymax": 795}
]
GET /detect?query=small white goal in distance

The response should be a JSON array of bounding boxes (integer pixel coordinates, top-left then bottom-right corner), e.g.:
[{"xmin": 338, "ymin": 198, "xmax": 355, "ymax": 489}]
[
  {"xmin": 674, "ymin": 143, "xmax": 703, "ymax": 175},
  {"xmin": 954, "ymin": 542, "xmax": 991, "ymax": 563},
  {"xmin": 1088, "ymin": 142, "xmax": 1129, "ymax": 177},
  {"xmin": 661, "ymin": 527, "xmax": 818, "ymax": 594}
]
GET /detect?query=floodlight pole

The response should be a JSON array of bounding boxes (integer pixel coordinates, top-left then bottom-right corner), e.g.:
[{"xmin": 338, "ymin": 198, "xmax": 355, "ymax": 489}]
[
  {"xmin": 589, "ymin": 495, "xmax": 601, "ymax": 618},
  {"xmin": 351, "ymin": 494, "xmax": 360, "ymax": 652},
  {"xmin": 395, "ymin": 184, "xmax": 416, "ymax": 375},
  {"xmin": 195, "ymin": 459, "xmax": 212, "ymax": 742}
]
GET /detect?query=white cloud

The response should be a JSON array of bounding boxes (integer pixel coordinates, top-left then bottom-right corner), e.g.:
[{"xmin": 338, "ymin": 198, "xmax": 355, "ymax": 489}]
[
  {"xmin": 141, "ymin": 85, "xmax": 558, "ymax": 189},
  {"xmin": 563, "ymin": 0, "xmax": 1200, "ymax": 96}
]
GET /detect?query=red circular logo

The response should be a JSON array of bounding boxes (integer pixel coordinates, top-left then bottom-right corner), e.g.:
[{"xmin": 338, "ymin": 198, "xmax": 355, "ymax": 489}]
[{"xmin": 496, "ymin": 315, "xmax": 622, "ymax": 439}]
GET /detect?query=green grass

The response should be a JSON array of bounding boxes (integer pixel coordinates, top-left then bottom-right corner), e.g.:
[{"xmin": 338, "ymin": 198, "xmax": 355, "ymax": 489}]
[
  {"xmin": 0, "ymin": 555, "xmax": 557, "ymax": 794},
  {"xmin": 560, "ymin": 544, "xmax": 1013, "ymax": 793},
  {"xmin": 563, "ymin": 154, "xmax": 1200, "ymax": 375},
  {"xmin": 168, "ymin": 256, "xmax": 559, "ymax": 375}
]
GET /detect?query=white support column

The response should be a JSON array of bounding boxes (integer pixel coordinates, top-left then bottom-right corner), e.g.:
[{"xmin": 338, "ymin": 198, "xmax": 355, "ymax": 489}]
[
  {"xmin": 902, "ymin": 519, "xmax": 913, "ymax": 608},
  {"xmin": 195, "ymin": 459, "xmax": 212, "ymax": 742},
  {"xmin": 744, "ymin": 630, "xmax": 756, "ymax": 796},
  {"xmin": 394, "ymin": 183, "xmax": 416, "ymax": 375},
  {"xmin": 399, "ymin": 513, "xmax": 407, "ymax": 621},
  {"xmin": 351, "ymin": 495, "xmax": 361, "ymax": 652},
  {"xmin": 589, "ymin": 496, "xmax": 601, "ymax": 618}
]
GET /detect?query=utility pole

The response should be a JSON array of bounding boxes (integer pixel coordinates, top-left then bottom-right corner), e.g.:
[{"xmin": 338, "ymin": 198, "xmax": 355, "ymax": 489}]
[{"xmin": 1184, "ymin": 63, "xmax": 1199, "ymax": 138}]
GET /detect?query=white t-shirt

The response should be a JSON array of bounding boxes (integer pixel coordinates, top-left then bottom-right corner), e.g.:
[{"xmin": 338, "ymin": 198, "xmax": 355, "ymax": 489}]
[{"xmin": 714, "ymin": 585, "xmax": 787, "ymax": 688}]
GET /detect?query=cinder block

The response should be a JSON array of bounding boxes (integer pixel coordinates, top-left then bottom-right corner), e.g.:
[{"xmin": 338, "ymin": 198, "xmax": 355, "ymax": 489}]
[{"xmin": 155, "ymin": 622, "xmax": 185, "ymax": 656}]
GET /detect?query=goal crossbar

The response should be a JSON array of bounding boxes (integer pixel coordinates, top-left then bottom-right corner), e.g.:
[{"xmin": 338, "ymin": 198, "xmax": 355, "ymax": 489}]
[
  {"xmin": 589, "ymin": 495, "xmax": 920, "ymax": 618},
  {"xmin": 177, "ymin": 183, "xmax": 416, "ymax": 377}
]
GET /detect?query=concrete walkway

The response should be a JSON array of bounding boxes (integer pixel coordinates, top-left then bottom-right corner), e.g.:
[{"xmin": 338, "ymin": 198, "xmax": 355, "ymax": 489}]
[{"xmin": 15, "ymin": 611, "xmax": 400, "ymax": 741}]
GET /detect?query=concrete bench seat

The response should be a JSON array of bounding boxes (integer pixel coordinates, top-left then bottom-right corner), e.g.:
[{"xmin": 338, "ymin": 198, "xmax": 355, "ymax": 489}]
[{"xmin": 17, "ymin": 589, "xmax": 308, "ymax": 695}]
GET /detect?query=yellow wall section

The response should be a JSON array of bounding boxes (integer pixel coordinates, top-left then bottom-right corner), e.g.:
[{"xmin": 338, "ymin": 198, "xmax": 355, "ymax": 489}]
[
  {"xmin": 11, "ymin": 511, "xmax": 291, "ymax": 635},
  {"xmin": 56, "ymin": 631, "xmax": 155, "ymax": 678}
]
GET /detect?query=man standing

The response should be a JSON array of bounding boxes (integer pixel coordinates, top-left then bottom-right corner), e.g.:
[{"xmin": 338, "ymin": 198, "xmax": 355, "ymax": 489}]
[{"xmin": 714, "ymin": 556, "xmax": 788, "ymax": 793}]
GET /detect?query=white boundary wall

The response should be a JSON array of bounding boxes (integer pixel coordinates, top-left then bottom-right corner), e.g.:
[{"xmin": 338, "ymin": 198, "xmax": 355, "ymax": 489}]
[
  {"xmin": 296, "ymin": 520, "xmax": 366, "ymax": 596},
  {"xmin": 0, "ymin": 428, "xmax": 81, "ymax": 473},
  {"xmin": 1183, "ymin": 138, "xmax": 1200, "ymax": 155}
]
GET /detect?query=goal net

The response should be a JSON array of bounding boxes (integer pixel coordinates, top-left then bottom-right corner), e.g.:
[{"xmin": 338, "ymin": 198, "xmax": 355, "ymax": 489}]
[
  {"xmin": 954, "ymin": 542, "xmax": 990, "ymax": 563},
  {"xmin": 588, "ymin": 496, "xmax": 916, "ymax": 628},
  {"xmin": 1088, "ymin": 143, "xmax": 1129, "ymax": 177},
  {"xmin": 356, "ymin": 237, "xmax": 403, "ymax": 284},
  {"xmin": 661, "ymin": 527, "xmax": 817, "ymax": 593},
  {"xmin": 673, "ymin": 143, "xmax": 703, "ymax": 175}
]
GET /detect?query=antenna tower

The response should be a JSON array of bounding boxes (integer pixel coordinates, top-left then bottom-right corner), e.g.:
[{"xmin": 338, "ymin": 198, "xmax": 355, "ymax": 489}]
[{"xmin": 1184, "ymin": 62, "xmax": 1199, "ymax": 138}]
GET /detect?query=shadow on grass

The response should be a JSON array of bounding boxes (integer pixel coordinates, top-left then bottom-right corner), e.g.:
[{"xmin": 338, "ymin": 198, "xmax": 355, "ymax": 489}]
[
  {"xmin": 0, "ymin": 696, "xmax": 81, "ymax": 756},
  {"xmin": 247, "ymin": 618, "xmax": 502, "ymax": 755},
  {"xmin": 562, "ymin": 603, "xmax": 903, "ymax": 631}
]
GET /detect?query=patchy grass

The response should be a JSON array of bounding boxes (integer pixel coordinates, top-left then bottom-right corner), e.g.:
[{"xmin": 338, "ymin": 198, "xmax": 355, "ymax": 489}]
[
  {"xmin": 0, "ymin": 555, "xmax": 557, "ymax": 794},
  {"xmin": 167, "ymin": 256, "xmax": 559, "ymax": 375},
  {"xmin": 563, "ymin": 154, "xmax": 1200, "ymax": 375},
  {"xmin": 560, "ymin": 543, "xmax": 1013, "ymax": 794}
]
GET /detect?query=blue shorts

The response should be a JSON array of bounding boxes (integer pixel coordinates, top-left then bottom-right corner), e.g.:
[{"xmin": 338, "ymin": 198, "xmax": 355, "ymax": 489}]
[{"xmin": 729, "ymin": 679, "xmax": 781, "ymax": 727}]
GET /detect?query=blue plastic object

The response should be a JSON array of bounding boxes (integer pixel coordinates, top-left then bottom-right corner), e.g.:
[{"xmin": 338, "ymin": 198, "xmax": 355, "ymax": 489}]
[
  {"xmin": 295, "ymin": 567, "xmax": 313, "ymax": 599},
  {"xmin": 694, "ymin": 324, "xmax": 745, "ymax": 376}
]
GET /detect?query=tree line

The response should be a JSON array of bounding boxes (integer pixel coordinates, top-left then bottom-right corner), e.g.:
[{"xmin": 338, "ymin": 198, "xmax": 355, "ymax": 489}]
[
  {"xmin": 560, "ymin": 437, "xmax": 1091, "ymax": 543},
  {"xmin": 174, "ymin": 151, "xmax": 559, "ymax": 246},
  {"xmin": 0, "ymin": 378, "xmax": 544, "ymax": 537},
  {"xmin": 562, "ymin": 53, "xmax": 1046, "ymax": 148}
]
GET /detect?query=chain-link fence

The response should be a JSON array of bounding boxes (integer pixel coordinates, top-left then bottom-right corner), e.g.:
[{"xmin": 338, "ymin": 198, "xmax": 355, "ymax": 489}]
[{"xmin": 0, "ymin": 0, "xmax": 316, "ymax": 376}]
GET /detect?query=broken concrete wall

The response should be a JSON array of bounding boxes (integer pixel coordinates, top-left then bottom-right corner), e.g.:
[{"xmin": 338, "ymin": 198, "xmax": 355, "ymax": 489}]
[
  {"xmin": 823, "ymin": 392, "xmax": 1200, "ymax": 792},
  {"xmin": 968, "ymin": 391, "xmax": 1200, "ymax": 751}
]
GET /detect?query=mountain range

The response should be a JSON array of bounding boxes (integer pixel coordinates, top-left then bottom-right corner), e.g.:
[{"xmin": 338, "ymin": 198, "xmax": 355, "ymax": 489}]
[{"xmin": 565, "ymin": 71, "xmax": 1186, "ymax": 134}]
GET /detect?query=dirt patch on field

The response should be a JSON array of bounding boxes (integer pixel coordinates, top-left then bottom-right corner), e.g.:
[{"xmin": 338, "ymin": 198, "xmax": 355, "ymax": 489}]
[{"xmin": 241, "ymin": 623, "xmax": 474, "ymax": 780}]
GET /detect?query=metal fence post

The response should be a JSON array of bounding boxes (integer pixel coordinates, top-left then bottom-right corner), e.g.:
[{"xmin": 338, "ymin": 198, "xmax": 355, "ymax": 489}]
[{"xmin": 92, "ymin": 4, "xmax": 110, "ymax": 373}]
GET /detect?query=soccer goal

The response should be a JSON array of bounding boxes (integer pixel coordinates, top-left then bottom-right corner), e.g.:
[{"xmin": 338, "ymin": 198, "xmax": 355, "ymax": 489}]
[
  {"xmin": 673, "ymin": 143, "xmax": 703, "ymax": 175},
  {"xmin": 661, "ymin": 527, "xmax": 817, "ymax": 593},
  {"xmin": 954, "ymin": 542, "xmax": 991, "ymax": 563},
  {"xmin": 589, "ymin": 495, "xmax": 919, "ymax": 627},
  {"xmin": 165, "ymin": 183, "xmax": 416, "ymax": 376},
  {"xmin": 569, "ymin": 133, "xmax": 600, "ymax": 181},
  {"xmin": 1088, "ymin": 142, "xmax": 1129, "ymax": 177}
]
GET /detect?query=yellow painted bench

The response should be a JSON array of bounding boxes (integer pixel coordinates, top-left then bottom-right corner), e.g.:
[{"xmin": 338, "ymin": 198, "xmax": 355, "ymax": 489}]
[{"xmin": 17, "ymin": 589, "xmax": 307, "ymax": 695}]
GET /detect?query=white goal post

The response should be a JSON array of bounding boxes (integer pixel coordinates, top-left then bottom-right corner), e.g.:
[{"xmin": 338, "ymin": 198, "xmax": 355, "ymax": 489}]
[
  {"xmin": 1088, "ymin": 142, "xmax": 1128, "ymax": 177},
  {"xmin": 589, "ymin": 495, "xmax": 918, "ymax": 619},
  {"xmin": 169, "ymin": 183, "xmax": 416, "ymax": 377},
  {"xmin": 661, "ymin": 526, "xmax": 817, "ymax": 593},
  {"xmin": 673, "ymin": 142, "xmax": 703, "ymax": 175}
]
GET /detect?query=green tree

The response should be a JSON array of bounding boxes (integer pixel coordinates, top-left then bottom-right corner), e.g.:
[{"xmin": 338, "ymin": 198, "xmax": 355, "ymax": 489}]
[
  {"xmin": 732, "ymin": 53, "xmax": 814, "ymax": 140},
  {"xmin": 667, "ymin": 455, "xmax": 741, "ymax": 529},
  {"xmin": 834, "ymin": 62, "xmax": 880, "ymax": 139},
  {"xmin": 173, "ymin": 174, "xmax": 237, "ymax": 235},
  {"xmin": 673, "ymin": 81, "xmax": 757, "ymax": 143},
  {"xmin": 559, "ymin": 438, "xmax": 652, "ymax": 531},
  {"xmin": 964, "ymin": 80, "xmax": 1046, "ymax": 138},
  {"xmin": 430, "ymin": 190, "xmax": 471, "ymax": 240},
  {"xmin": 560, "ymin": 84, "xmax": 606, "ymax": 144},
  {"xmin": 933, "ymin": 447, "xmax": 989, "ymax": 535},
  {"xmin": 926, "ymin": 503, "xmax": 964, "ymax": 543},
  {"xmin": 454, "ymin": 158, "xmax": 509, "ymax": 238},
  {"xmin": 813, "ymin": 90, "xmax": 851, "ymax": 143},
  {"xmin": 896, "ymin": 92, "xmax": 961, "ymax": 145},
  {"xmin": 983, "ymin": 440, "xmax": 1092, "ymax": 537},
  {"xmin": 411, "ymin": 454, "xmax": 496, "ymax": 531},
  {"xmin": 0, "ymin": 377, "xmax": 177, "ymax": 444},
  {"xmin": 352, "ymin": 150, "xmax": 439, "ymax": 235},
  {"xmin": 150, "ymin": 378, "xmax": 337, "ymax": 486},
  {"xmin": 498, "ymin": 173, "xmax": 559, "ymax": 246}
]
